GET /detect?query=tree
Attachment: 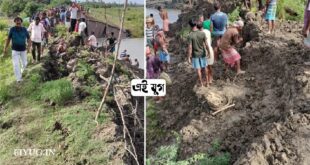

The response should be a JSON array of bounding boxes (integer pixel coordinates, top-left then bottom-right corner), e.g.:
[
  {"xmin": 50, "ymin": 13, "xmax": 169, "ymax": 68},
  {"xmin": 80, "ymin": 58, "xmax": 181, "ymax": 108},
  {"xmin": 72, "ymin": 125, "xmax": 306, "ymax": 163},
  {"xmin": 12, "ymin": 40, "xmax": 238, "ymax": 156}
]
[
  {"xmin": 23, "ymin": 1, "xmax": 42, "ymax": 17},
  {"xmin": 1, "ymin": 0, "xmax": 26, "ymax": 16}
]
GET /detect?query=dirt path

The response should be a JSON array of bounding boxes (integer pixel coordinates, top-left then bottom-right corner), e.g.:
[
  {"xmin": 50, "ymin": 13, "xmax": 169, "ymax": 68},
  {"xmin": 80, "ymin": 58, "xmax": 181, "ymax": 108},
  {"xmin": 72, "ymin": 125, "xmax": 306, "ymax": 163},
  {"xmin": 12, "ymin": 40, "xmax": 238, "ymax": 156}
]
[{"xmin": 148, "ymin": 16, "xmax": 310, "ymax": 164}]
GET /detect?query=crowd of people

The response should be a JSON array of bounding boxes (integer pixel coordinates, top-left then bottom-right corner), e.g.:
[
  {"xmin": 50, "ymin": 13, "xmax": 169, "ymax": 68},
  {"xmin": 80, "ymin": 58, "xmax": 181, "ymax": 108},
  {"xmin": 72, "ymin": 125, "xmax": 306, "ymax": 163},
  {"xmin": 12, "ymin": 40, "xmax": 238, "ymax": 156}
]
[
  {"xmin": 146, "ymin": 6, "xmax": 170, "ymax": 80},
  {"xmin": 2, "ymin": 2, "xmax": 128, "ymax": 83},
  {"xmin": 146, "ymin": 0, "xmax": 290, "ymax": 87}
]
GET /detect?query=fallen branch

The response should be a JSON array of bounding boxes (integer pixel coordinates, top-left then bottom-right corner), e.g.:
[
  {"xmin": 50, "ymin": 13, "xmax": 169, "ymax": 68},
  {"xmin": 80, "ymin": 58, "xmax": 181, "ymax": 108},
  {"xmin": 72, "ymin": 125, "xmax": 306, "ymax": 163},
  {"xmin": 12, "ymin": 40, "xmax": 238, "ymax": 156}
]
[
  {"xmin": 212, "ymin": 104, "xmax": 235, "ymax": 116},
  {"xmin": 95, "ymin": 0, "xmax": 128, "ymax": 124},
  {"xmin": 113, "ymin": 87, "xmax": 140, "ymax": 165}
]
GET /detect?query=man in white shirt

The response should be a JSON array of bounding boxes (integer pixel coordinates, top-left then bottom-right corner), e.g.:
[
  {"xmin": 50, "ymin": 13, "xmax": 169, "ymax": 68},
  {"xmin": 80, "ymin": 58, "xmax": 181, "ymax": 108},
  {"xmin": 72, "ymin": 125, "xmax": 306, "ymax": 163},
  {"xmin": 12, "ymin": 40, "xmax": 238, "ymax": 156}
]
[
  {"xmin": 88, "ymin": 31, "xmax": 97, "ymax": 51},
  {"xmin": 28, "ymin": 16, "xmax": 46, "ymax": 63},
  {"xmin": 78, "ymin": 18, "xmax": 87, "ymax": 45},
  {"xmin": 69, "ymin": 2, "xmax": 79, "ymax": 32}
]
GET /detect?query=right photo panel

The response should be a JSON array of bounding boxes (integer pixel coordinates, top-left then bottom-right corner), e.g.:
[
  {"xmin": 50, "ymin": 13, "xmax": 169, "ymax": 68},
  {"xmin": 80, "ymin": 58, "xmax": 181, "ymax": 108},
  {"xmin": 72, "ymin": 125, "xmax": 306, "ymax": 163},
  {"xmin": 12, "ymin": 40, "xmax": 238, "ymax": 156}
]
[{"xmin": 146, "ymin": 0, "xmax": 310, "ymax": 164}]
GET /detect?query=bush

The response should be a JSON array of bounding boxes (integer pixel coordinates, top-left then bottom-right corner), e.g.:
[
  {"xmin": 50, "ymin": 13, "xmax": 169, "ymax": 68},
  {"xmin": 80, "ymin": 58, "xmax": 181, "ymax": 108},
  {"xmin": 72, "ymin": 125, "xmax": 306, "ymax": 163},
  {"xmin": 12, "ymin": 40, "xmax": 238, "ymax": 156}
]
[
  {"xmin": 76, "ymin": 61, "xmax": 94, "ymax": 79},
  {"xmin": 147, "ymin": 134, "xmax": 231, "ymax": 165},
  {"xmin": 49, "ymin": 0, "xmax": 71, "ymax": 8},
  {"xmin": 22, "ymin": 20, "xmax": 30, "ymax": 28},
  {"xmin": 1, "ymin": 0, "xmax": 26, "ymax": 16},
  {"xmin": 0, "ymin": 19, "xmax": 9, "ymax": 31},
  {"xmin": 39, "ymin": 78, "xmax": 74, "ymax": 105},
  {"xmin": 0, "ymin": 31, "xmax": 9, "ymax": 54},
  {"xmin": 228, "ymin": 6, "xmax": 240, "ymax": 23},
  {"xmin": 23, "ymin": 1, "xmax": 42, "ymax": 17},
  {"xmin": 0, "ymin": 85, "xmax": 9, "ymax": 103},
  {"xmin": 55, "ymin": 24, "xmax": 67, "ymax": 37},
  {"xmin": 276, "ymin": 0, "xmax": 305, "ymax": 21}
]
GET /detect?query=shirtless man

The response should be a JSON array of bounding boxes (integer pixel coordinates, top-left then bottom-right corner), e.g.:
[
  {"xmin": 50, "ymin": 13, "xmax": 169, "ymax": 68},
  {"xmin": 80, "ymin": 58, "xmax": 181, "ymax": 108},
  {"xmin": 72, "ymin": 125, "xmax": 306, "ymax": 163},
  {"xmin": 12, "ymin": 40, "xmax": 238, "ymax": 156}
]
[{"xmin": 157, "ymin": 6, "xmax": 169, "ymax": 34}]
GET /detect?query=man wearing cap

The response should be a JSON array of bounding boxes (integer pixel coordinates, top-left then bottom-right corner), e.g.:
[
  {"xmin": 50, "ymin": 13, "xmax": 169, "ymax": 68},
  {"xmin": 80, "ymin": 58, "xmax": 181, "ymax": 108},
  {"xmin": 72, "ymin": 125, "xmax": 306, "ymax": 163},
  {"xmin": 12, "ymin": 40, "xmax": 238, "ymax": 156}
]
[
  {"xmin": 219, "ymin": 20, "xmax": 245, "ymax": 75},
  {"xmin": 28, "ymin": 16, "xmax": 46, "ymax": 63},
  {"xmin": 4, "ymin": 17, "xmax": 31, "ymax": 82}
]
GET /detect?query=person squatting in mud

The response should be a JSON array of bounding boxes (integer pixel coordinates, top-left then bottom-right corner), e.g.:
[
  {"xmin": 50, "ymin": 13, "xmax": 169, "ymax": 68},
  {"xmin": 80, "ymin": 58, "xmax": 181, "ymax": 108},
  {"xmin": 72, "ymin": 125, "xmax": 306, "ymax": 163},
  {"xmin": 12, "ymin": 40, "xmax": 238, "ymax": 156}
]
[
  {"xmin": 219, "ymin": 20, "xmax": 246, "ymax": 75},
  {"xmin": 187, "ymin": 20, "xmax": 211, "ymax": 87}
]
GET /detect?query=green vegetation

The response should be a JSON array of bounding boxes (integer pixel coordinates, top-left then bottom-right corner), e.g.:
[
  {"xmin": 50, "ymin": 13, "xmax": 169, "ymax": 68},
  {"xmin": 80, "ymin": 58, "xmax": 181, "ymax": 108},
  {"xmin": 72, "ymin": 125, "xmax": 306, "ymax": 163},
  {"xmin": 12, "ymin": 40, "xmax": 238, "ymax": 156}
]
[
  {"xmin": 0, "ymin": 49, "xmax": 114, "ymax": 165},
  {"xmin": 0, "ymin": 0, "xmax": 26, "ymax": 16},
  {"xmin": 176, "ymin": 27, "xmax": 191, "ymax": 42},
  {"xmin": 0, "ymin": 19, "xmax": 8, "ymax": 31},
  {"xmin": 147, "ymin": 133, "xmax": 231, "ymax": 165},
  {"xmin": 248, "ymin": 0, "xmax": 307, "ymax": 21},
  {"xmin": 88, "ymin": 6, "xmax": 144, "ymax": 38},
  {"xmin": 276, "ymin": 0, "xmax": 306, "ymax": 21},
  {"xmin": 48, "ymin": 0, "xmax": 71, "ymax": 8},
  {"xmin": 228, "ymin": 7, "xmax": 240, "ymax": 23},
  {"xmin": 22, "ymin": 1, "xmax": 43, "ymax": 17},
  {"xmin": 146, "ymin": 99, "xmax": 167, "ymax": 145},
  {"xmin": 55, "ymin": 24, "xmax": 67, "ymax": 37},
  {"xmin": 39, "ymin": 78, "xmax": 74, "ymax": 105}
]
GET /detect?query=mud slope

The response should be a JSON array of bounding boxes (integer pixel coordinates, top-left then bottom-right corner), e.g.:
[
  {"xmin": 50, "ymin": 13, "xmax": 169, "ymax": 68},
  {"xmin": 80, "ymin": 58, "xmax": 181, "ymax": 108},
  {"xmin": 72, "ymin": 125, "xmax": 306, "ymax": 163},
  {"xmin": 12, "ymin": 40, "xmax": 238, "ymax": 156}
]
[{"xmin": 149, "ymin": 9, "xmax": 310, "ymax": 165}]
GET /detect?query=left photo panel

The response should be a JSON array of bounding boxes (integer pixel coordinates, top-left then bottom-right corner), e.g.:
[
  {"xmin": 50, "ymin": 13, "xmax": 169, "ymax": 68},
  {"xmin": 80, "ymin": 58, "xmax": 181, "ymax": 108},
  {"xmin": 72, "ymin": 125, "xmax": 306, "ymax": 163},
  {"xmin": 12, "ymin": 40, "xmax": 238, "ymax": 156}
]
[{"xmin": 0, "ymin": 0, "xmax": 144, "ymax": 165}]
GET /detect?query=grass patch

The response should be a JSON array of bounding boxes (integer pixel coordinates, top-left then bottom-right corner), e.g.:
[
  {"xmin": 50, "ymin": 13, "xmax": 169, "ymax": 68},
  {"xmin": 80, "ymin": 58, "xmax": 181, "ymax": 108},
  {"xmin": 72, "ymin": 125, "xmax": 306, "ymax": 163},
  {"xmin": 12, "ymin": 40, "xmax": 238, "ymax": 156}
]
[
  {"xmin": 88, "ymin": 6, "xmax": 144, "ymax": 37},
  {"xmin": 39, "ymin": 78, "xmax": 74, "ymax": 105},
  {"xmin": 146, "ymin": 99, "xmax": 167, "ymax": 146},
  {"xmin": 147, "ymin": 134, "xmax": 231, "ymax": 165},
  {"xmin": 76, "ymin": 60, "xmax": 94, "ymax": 79},
  {"xmin": 277, "ymin": 0, "xmax": 306, "ymax": 21},
  {"xmin": 0, "ymin": 98, "xmax": 111, "ymax": 164}
]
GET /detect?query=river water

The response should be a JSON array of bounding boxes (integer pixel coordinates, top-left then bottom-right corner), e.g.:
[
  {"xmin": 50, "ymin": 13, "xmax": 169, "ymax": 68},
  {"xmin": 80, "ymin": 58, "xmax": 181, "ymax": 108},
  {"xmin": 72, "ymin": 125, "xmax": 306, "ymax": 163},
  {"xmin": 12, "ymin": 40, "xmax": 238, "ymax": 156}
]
[
  {"xmin": 146, "ymin": 8, "xmax": 181, "ymax": 28},
  {"xmin": 98, "ymin": 38, "xmax": 144, "ymax": 69}
]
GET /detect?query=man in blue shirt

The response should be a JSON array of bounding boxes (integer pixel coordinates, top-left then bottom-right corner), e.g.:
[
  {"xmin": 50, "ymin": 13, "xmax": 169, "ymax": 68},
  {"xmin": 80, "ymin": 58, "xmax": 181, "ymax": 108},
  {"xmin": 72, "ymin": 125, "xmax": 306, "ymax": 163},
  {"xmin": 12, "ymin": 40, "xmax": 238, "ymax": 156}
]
[
  {"xmin": 210, "ymin": 2, "xmax": 228, "ymax": 61},
  {"xmin": 4, "ymin": 17, "xmax": 31, "ymax": 82}
]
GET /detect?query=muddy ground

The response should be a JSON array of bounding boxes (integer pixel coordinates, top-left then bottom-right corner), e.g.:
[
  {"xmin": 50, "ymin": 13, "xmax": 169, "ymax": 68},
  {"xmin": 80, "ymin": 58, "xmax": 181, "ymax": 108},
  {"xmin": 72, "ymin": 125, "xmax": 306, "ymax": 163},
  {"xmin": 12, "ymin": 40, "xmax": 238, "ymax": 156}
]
[{"xmin": 147, "ymin": 7, "xmax": 310, "ymax": 165}]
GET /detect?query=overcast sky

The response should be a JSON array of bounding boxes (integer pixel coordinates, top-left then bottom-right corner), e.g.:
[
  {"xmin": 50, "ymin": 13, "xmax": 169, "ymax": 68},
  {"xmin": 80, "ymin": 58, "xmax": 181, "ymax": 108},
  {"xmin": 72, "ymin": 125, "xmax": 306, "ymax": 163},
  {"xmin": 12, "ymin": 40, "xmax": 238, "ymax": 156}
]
[{"xmin": 74, "ymin": 0, "xmax": 144, "ymax": 5}]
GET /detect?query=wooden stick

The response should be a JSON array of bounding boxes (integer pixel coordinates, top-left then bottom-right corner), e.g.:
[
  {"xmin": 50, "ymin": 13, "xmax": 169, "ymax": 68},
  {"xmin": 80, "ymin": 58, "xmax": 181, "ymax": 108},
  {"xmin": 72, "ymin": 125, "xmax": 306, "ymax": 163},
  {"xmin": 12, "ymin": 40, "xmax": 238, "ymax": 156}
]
[
  {"xmin": 212, "ymin": 104, "xmax": 235, "ymax": 116},
  {"xmin": 95, "ymin": 0, "xmax": 128, "ymax": 124},
  {"xmin": 114, "ymin": 87, "xmax": 140, "ymax": 165}
]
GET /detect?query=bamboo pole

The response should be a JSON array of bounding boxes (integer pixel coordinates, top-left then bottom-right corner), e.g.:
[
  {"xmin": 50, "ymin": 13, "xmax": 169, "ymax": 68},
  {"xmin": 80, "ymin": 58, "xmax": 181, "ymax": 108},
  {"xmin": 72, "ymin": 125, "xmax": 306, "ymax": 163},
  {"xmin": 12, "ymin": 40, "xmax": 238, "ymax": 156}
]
[{"xmin": 95, "ymin": 0, "xmax": 128, "ymax": 124}]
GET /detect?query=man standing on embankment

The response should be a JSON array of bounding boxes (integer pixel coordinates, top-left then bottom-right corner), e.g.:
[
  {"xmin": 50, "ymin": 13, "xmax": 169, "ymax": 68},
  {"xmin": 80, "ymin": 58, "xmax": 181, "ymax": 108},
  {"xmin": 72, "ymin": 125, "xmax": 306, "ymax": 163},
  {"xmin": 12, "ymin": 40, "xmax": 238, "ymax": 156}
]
[{"xmin": 4, "ymin": 17, "xmax": 31, "ymax": 82}]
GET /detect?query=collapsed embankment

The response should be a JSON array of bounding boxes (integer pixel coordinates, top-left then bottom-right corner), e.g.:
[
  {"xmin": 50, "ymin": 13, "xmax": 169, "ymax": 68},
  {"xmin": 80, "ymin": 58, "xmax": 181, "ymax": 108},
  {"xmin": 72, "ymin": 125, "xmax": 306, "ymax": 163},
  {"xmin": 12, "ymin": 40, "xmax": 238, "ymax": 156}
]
[
  {"xmin": 44, "ymin": 34, "xmax": 144, "ymax": 164},
  {"xmin": 0, "ymin": 31, "xmax": 144, "ymax": 164},
  {"xmin": 147, "ymin": 1, "xmax": 310, "ymax": 164}
]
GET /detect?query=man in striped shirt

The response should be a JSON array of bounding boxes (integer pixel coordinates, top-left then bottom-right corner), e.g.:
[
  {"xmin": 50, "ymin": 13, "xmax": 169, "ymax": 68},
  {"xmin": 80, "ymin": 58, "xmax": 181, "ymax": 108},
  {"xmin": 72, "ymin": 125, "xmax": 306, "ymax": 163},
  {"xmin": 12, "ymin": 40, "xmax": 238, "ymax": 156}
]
[{"xmin": 146, "ymin": 17, "xmax": 155, "ymax": 47}]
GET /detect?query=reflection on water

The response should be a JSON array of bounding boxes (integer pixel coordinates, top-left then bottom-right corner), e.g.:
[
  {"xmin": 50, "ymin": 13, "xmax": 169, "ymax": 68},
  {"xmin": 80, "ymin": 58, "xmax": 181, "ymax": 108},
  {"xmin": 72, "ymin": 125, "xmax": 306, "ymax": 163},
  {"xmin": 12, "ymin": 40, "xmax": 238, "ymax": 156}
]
[
  {"xmin": 98, "ymin": 38, "xmax": 144, "ymax": 69},
  {"xmin": 146, "ymin": 8, "xmax": 181, "ymax": 28}
]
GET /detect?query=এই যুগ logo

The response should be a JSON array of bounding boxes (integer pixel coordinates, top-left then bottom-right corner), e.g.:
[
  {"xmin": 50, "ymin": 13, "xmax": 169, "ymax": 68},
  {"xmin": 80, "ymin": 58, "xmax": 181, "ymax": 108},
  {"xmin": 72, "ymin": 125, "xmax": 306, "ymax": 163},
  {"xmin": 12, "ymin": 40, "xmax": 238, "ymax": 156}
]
[{"xmin": 131, "ymin": 79, "xmax": 166, "ymax": 96}]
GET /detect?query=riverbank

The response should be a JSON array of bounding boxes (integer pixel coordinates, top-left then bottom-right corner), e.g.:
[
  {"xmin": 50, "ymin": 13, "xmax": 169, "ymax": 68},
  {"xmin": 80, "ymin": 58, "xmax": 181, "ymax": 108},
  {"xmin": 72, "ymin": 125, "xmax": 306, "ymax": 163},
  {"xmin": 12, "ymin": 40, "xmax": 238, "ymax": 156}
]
[
  {"xmin": 0, "ymin": 7, "xmax": 144, "ymax": 164},
  {"xmin": 89, "ymin": 6, "xmax": 144, "ymax": 38}
]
